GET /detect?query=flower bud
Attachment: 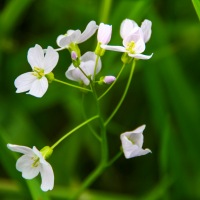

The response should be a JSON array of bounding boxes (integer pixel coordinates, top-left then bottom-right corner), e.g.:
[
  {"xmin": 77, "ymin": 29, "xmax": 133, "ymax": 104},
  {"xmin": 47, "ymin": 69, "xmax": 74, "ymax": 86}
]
[
  {"xmin": 97, "ymin": 23, "xmax": 112, "ymax": 45},
  {"xmin": 103, "ymin": 76, "xmax": 116, "ymax": 84},
  {"xmin": 71, "ymin": 51, "xmax": 78, "ymax": 60}
]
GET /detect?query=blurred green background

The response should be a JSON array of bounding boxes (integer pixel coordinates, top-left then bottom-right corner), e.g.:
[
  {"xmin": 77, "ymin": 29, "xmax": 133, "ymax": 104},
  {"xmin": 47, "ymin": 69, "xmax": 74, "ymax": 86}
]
[{"xmin": 0, "ymin": 0, "xmax": 200, "ymax": 199}]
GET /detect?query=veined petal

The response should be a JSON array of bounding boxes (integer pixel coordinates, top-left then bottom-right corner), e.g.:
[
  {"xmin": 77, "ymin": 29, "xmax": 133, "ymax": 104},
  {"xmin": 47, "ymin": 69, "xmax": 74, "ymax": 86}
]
[
  {"xmin": 16, "ymin": 155, "xmax": 40, "ymax": 179},
  {"xmin": 120, "ymin": 19, "xmax": 139, "ymax": 39},
  {"xmin": 128, "ymin": 53, "xmax": 153, "ymax": 60},
  {"xmin": 40, "ymin": 162, "xmax": 54, "ymax": 191},
  {"xmin": 56, "ymin": 34, "xmax": 66, "ymax": 47},
  {"xmin": 28, "ymin": 77, "xmax": 48, "ymax": 98},
  {"xmin": 77, "ymin": 21, "xmax": 98, "ymax": 43},
  {"xmin": 43, "ymin": 46, "xmax": 59, "ymax": 74},
  {"xmin": 27, "ymin": 44, "xmax": 44, "ymax": 69},
  {"xmin": 14, "ymin": 72, "xmax": 37, "ymax": 93},
  {"xmin": 129, "ymin": 148, "xmax": 151, "ymax": 158},
  {"xmin": 59, "ymin": 30, "xmax": 81, "ymax": 47},
  {"xmin": 141, "ymin": 19, "xmax": 152, "ymax": 43},
  {"xmin": 7, "ymin": 144, "xmax": 34, "ymax": 156},
  {"xmin": 66, "ymin": 65, "xmax": 90, "ymax": 85},
  {"xmin": 101, "ymin": 44, "xmax": 126, "ymax": 52},
  {"xmin": 97, "ymin": 23, "xmax": 112, "ymax": 44}
]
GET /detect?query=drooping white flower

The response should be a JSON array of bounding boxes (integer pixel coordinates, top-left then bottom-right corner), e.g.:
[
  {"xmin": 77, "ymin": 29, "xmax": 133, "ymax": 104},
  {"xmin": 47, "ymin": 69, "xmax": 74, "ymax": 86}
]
[
  {"xmin": 66, "ymin": 51, "xmax": 101, "ymax": 85},
  {"xmin": 97, "ymin": 23, "xmax": 112, "ymax": 45},
  {"xmin": 7, "ymin": 144, "xmax": 54, "ymax": 192},
  {"xmin": 120, "ymin": 125, "xmax": 151, "ymax": 159},
  {"xmin": 57, "ymin": 21, "xmax": 98, "ymax": 48},
  {"xmin": 102, "ymin": 19, "xmax": 153, "ymax": 60},
  {"xmin": 14, "ymin": 44, "xmax": 59, "ymax": 98}
]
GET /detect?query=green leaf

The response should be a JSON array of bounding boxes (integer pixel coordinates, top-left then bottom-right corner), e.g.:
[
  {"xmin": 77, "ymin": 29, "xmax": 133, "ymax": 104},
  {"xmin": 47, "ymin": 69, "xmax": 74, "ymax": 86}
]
[{"xmin": 192, "ymin": 0, "xmax": 200, "ymax": 20}]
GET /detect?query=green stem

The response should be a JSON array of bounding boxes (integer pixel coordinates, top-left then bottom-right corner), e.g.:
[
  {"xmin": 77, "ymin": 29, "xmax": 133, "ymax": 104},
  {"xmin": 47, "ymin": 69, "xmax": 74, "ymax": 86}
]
[
  {"xmin": 71, "ymin": 84, "xmax": 108, "ymax": 199},
  {"xmin": 70, "ymin": 164, "xmax": 105, "ymax": 200},
  {"xmin": 51, "ymin": 115, "xmax": 99, "ymax": 149},
  {"xmin": 98, "ymin": 63, "xmax": 126, "ymax": 100},
  {"xmin": 106, "ymin": 151, "xmax": 123, "ymax": 167},
  {"xmin": 53, "ymin": 78, "xmax": 91, "ymax": 92},
  {"xmin": 99, "ymin": 0, "xmax": 113, "ymax": 23},
  {"xmin": 93, "ymin": 55, "xmax": 100, "ymax": 83},
  {"xmin": 104, "ymin": 60, "xmax": 136, "ymax": 126},
  {"xmin": 81, "ymin": 94, "xmax": 102, "ymax": 142}
]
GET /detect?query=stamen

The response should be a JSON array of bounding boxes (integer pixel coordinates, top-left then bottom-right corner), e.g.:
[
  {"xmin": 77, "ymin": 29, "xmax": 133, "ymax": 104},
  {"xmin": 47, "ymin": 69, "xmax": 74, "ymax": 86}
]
[
  {"xmin": 33, "ymin": 67, "xmax": 45, "ymax": 79},
  {"xmin": 126, "ymin": 41, "xmax": 135, "ymax": 54}
]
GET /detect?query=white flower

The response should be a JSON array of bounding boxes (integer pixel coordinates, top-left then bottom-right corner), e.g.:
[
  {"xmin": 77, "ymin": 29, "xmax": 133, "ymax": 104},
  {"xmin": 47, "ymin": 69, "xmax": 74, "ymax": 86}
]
[
  {"xmin": 120, "ymin": 125, "xmax": 151, "ymax": 159},
  {"xmin": 57, "ymin": 21, "xmax": 98, "ymax": 48},
  {"xmin": 7, "ymin": 144, "xmax": 54, "ymax": 192},
  {"xmin": 120, "ymin": 19, "xmax": 152, "ymax": 43},
  {"xmin": 102, "ymin": 19, "xmax": 153, "ymax": 60},
  {"xmin": 66, "ymin": 51, "xmax": 101, "ymax": 85},
  {"xmin": 97, "ymin": 23, "xmax": 112, "ymax": 45},
  {"xmin": 14, "ymin": 44, "xmax": 59, "ymax": 98}
]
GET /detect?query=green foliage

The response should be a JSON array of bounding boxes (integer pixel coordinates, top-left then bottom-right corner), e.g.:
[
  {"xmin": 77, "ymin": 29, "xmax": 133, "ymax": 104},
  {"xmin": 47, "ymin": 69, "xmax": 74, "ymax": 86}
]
[{"xmin": 0, "ymin": 0, "xmax": 200, "ymax": 199}]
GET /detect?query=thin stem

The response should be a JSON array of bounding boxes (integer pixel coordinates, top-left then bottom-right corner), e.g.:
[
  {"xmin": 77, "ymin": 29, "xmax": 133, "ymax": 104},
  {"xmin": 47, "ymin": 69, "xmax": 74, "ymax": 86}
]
[
  {"xmin": 93, "ymin": 55, "xmax": 100, "ymax": 83},
  {"xmin": 104, "ymin": 60, "xmax": 136, "ymax": 126},
  {"xmin": 51, "ymin": 115, "xmax": 99, "ymax": 149},
  {"xmin": 70, "ymin": 164, "xmax": 104, "ymax": 200},
  {"xmin": 81, "ymin": 94, "xmax": 102, "ymax": 142},
  {"xmin": 106, "ymin": 151, "xmax": 123, "ymax": 167},
  {"xmin": 53, "ymin": 78, "xmax": 91, "ymax": 92},
  {"xmin": 98, "ymin": 63, "xmax": 126, "ymax": 100},
  {"xmin": 99, "ymin": 0, "xmax": 113, "ymax": 23}
]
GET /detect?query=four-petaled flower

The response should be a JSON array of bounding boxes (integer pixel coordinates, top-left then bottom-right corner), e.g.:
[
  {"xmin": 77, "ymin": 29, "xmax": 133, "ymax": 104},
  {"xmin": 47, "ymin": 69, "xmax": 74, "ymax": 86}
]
[
  {"xmin": 14, "ymin": 44, "xmax": 59, "ymax": 98},
  {"xmin": 7, "ymin": 144, "xmax": 54, "ymax": 192},
  {"xmin": 66, "ymin": 51, "xmax": 102, "ymax": 85},
  {"xmin": 120, "ymin": 125, "xmax": 151, "ymax": 159},
  {"xmin": 102, "ymin": 19, "xmax": 153, "ymax": 60},
  {"xmin": 56, "ymin": 21, "xmax": 98, "ymax": 48}
]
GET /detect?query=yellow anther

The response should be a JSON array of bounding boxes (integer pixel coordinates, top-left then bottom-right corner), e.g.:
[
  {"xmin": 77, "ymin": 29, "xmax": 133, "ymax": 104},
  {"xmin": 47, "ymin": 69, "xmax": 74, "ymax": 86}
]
[
  {"xmin": 126, "ymin": 41, "xmax": 135, "ymax": 54},
  {"xmin": 33, "ymin": 67, "xmax": 45, "ymax": 79}
]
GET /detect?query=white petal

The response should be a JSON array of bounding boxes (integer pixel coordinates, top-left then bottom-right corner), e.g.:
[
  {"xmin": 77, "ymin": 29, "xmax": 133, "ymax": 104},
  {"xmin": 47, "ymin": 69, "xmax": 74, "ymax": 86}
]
[
  {"xmin": 27, "ymin": 44, "xmax": 44, "ymax": 69},
  {"xmin": 101, "ymin": 44, "xmax": 126, "ymax": 52},
  {"xmin": 141, "ymin": 19, "xmax": 152, "ymax": 43},
  {"xmin": 7, "ymin": 144, "xmax": 34, "ymax": 156},
  {"xmin": 123, "ymin": 29, "xmax": 145, "ymax": 54},
  {"xmin": 66, "ymin": 65, "xmax": 90, "ymax": 85},
  {"xmin": 129, "ymin": 148, "xmax": 151, "ymax": 158},
  {"xmin": 16, "ymin": 155, "xmax": 40, "ymax": 179},
  {"xmin": 43, "ymin": 46, "xmax": 59, "ymax": 74},
  {"xmin": 80, "ymin": 52, "xmax": 101, "ymax": 78},
  {"xmin": 40, "ymin": 162, "xmax": 54, "ymax": 191},
  {"xmin": 14, "ymin": 72, "xmax": 37, "ymax": 93},
  {"xmin": 77, "ymin": 21, "xmax": 98, "ymax": 43},
  {"xmin": 128, "ymin": 53, "xmax": 153, "ymax": 60},
  {"xmin": 28, "ymin": 77, "xmax": 48, "ymax": 98},
  {"xmin": 120, "ymin": 19, "xmax": 139, "ymax": 39},
  {"xmin": 56, "ymin": 34, "xmax": 66, "ymax": 47},
  {"xmin": 97, "ymin": 23, "xmax": 112, "ymax": 44},
  {"xmin": 32, "ymin": 146, "xmax": 46, "ymax": 164},
  {"xmin": 59, "ymin": 30, "xmax": 81, "ymax": 47}
]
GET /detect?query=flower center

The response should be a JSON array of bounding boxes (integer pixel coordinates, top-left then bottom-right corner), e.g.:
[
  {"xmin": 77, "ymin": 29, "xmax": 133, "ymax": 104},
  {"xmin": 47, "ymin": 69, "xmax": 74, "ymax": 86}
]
[
  {"xmin": 32, "ymin": 156, "xmax": 40, "ymax": 167},
  {"xmin": 127, "ymin": 136, "xmax": 135, "ymax": 144},
  {"xmin": 32, "ymin": 67, "xmax": 44, "ymax": 79},
  {"xmin": 126, "ymin": 41, "xmax": 135, "ymax": 54}
]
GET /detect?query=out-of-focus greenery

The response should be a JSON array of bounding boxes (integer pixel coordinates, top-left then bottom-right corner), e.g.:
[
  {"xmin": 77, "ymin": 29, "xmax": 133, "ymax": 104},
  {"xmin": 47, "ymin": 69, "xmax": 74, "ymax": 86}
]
[{"xmin": 0, "ymin": 0, "xmax": 200, "ymax": 199}]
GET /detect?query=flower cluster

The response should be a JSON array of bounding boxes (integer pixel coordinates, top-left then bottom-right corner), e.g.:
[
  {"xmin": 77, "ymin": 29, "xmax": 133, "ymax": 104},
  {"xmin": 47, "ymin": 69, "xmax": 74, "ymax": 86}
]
[{"xmin": 9, "ymin": 19, "xmax": 152, "ymax": 192}]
